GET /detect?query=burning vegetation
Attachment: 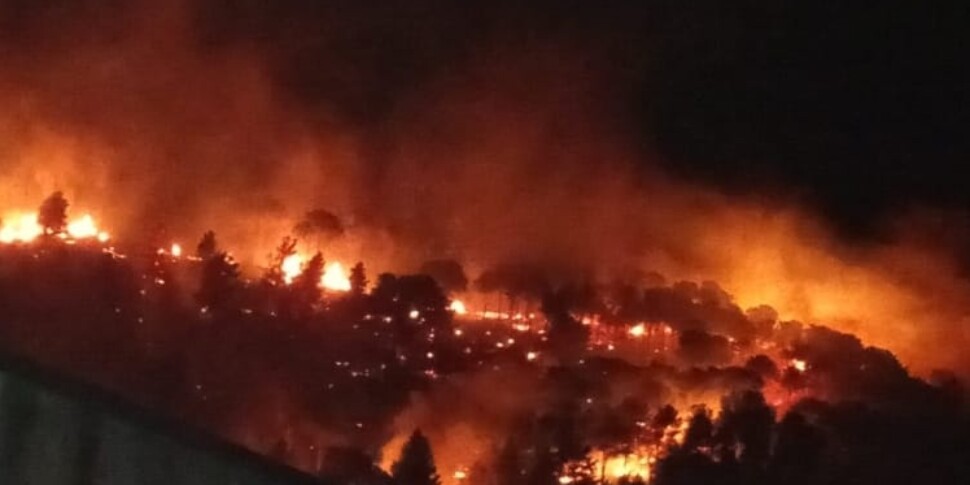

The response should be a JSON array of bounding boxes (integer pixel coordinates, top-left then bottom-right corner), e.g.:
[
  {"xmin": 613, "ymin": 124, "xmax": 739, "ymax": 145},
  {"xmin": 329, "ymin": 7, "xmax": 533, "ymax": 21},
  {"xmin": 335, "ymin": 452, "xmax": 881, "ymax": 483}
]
[
  {"xmin": 0, "ymin": 3, "xmax": 969, "ymax": 485},
  {"xmin": 0, "ymin": 192, "xmax": 967, "ymax": 485}
]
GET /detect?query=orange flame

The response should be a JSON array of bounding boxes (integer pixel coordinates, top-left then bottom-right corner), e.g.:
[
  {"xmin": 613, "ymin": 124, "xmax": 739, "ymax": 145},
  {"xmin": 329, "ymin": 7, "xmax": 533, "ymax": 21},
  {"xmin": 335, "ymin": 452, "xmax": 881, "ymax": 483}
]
[
  {"xmin": 321, "ymin": 262, "xmax": 351, "ymax": 292},
  {"xmin": 1, "ymin": 211, "xmax": 109, "ymax": 243}
]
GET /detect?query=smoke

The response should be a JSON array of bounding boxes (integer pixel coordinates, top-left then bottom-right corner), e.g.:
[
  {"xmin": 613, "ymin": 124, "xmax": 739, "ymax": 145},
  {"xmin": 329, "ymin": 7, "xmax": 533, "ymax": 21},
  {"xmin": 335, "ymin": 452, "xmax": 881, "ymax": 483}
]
[
  {"xmin": 1, "ymin": 0, "xmax": 970, "ymax": 377},
  {"xmin": 379, "ymin": 367, "xmax": 546, "ymax": 481}
]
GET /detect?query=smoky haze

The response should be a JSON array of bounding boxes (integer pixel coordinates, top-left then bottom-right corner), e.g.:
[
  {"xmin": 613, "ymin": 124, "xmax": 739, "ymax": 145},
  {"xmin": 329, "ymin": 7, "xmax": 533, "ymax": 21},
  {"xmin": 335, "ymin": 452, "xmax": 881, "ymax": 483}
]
[{"xmin": 1, "ymin": 0, "xmax": 969, "ymax": 375}]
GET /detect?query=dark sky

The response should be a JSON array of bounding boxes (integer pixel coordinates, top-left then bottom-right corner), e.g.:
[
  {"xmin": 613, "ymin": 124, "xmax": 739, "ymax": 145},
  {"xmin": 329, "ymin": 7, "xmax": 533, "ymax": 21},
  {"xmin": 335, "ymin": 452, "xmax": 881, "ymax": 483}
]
[
  {"xmin": 636, "ymin": 1, "xmax": 970, "ymax": 239},
  {"xmin": 2, "ymin": 0, "xmax": 968, "ymax": 241}
]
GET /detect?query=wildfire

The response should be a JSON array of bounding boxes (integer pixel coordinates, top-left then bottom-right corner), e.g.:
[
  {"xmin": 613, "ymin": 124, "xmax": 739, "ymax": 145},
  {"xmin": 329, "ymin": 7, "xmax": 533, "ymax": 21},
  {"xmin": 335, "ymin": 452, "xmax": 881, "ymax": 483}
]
[
  {"xmin": 597, "ymin": 449, "xmax": 652, "ymax": 483},
  {"xmin": 281, "ymin": 254, "xmax": 303, "ymax": 284},
  {"xmin": 449, "ymin": 299, "xmax": 467, "ymax": 315},
  {"xmin": 1, "ymin": 211, "xmax": 109, "ymax": 243},
  {"xmin": 65, "ymin": 214, "xmax": 110, "ymax": 242},
  {"xmin": 0, "ymin": 213, "xmax": 42, "ymax": 243},
  {"xmin": 276, "ymin": 254, "xmax": 351, "ymax": 292},
  {"xmin": 322, "ymin": 262, "xmax": 351, "ymax": 292},
  {"xmin": 559, "ymin": 448, "xmax": 653, "ymax": 485}
]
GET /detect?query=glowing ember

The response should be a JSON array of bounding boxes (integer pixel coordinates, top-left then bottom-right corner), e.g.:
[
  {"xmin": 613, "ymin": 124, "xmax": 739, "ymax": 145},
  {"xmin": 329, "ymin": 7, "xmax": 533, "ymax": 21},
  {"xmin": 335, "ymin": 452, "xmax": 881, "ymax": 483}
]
[
  {"xmin": 526, "ymin": 351, "xmax": 538, "ymax": 361},
  {"xmin": 453, "ymin": 469, "xmax": 467, "ymax": 481},
  {"xmin": 170, "ymin": 243, "xmax": 182, "ymax": 257},
  {"xmin": 449, "ymin": 299, "xmax": 467, "ymax": 315},
  {"xmin": 791, "ymin": 359, "xmax": 808, "ymax": 372},
  {"xmin": 322, "ymin": 262, "xmax": 351, "ymax": 291},
  {"xmin": 629, "ymin": 323, "xmax": 646, "ymax": 337}
]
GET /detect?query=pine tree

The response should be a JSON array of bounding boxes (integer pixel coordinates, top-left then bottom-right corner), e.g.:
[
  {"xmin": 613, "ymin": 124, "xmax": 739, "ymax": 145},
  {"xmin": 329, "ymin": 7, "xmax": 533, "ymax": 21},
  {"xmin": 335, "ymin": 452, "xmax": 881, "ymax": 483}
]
[
  {"xmin": 350, "ymin": 262, "xmax": 368, "ymax": 296},
  {"xmin": 196, "ymin": 252, "xmax": 240, "ymax": 312},
  {"xmin": 194, "ymin": 232, "xmax": 240, "ymax": 314},
  {"xmin": 291, "ymin": 252, "xmax": 324, "ymax": 314},
  {"xmin": 196, "ymin": 230, "xmax": 218, "ymax": 260},
  {"xmin": 265, "ymin": 236, "xmax": 298, "ymax": 285},
  {"xmin": 38, "ymin": 191, "xmax": 69, "ymax": 235},
  {"xmin": 391, "ymin": 430, "xmax": 441, "ymax": 485}
]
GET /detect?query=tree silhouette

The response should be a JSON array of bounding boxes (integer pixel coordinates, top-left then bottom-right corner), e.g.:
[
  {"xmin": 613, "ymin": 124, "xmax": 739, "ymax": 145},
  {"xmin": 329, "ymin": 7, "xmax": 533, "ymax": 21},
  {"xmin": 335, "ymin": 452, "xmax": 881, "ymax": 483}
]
[
  {"xmin": 265, "ymin": 236, "xmax": 298, "ymax": 286},
  {"xmin": 780, "ymin": 366, "xmax": 807, "ymax": 395},
  {"xmin": 194, "ymin": 231, "xmax": 240, "ymax": 313},
  {"xmin": 541, "ymin": 288, "xmax": 589, "ymax": 364},
  {"xmin": 319, "ymin": 446, "xmax": 393, "ymax": 484},
  {"xmin": 391, "ymin": 430, "xmax": 441, "ymax": 485},
  {"xmin": 196, "ymin": 230, "xmax": 218, "ymax": 260},
  {"xmin": 745, "ymin": 355, "xmax": 780, "ymax": 381},
  {"xmin": 650, "ymin": 405, "xmax": 679, "ymax": 443},
  {"xmin": 372, "ymin": 274, "xmax": 450, "ymax": 325},
  {"xmin": 682, "ymin": 407, "xmax": 714, "ymax": 452},
  {"xmin": 38, "ymin": 191, "xmax": 69, "ymax": 235},
  {"xmin": 289, "ymin": 252, "xmax": 324, "ymax": 316},
  {"xmin": 350, "ymin": 262, "xmax": 368, "ymax": 296},
  {"xmin": 196, "ymin": 252, "xmax": 240, "ymax": 313},
  {"xmin": 716, "ymin": 391, "xmax": 774, "ymax": 474},
  {"xmin": 768, "ymin": 412, "xmax": 825, "ymax": 485}
]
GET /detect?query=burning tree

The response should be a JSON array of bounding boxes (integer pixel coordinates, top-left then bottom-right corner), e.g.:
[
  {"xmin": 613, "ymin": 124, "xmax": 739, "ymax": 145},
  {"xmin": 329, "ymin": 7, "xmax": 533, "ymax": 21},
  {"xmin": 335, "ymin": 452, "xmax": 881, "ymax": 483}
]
[
  {"xmin": 38, "ymin": 191, "xmax": 69, "ymax": 235},
  {"xmin": 391, "ymin": 430, "xmax": 441, "ymax": 485},
  {"xmin": 265, "ymin": 236, "xmax": 299, "ymax": 286},
  {"xmin": 289, "ymin": 252, "xmax": 324, "ymax": 317}
]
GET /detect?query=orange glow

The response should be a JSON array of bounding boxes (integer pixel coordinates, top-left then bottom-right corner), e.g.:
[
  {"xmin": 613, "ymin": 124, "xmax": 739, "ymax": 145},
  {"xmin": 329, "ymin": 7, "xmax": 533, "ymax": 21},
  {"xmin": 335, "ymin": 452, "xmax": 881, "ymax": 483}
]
[
  {"xmin": 278, "ymin": 255, "xmax": 351, "ymax": 291},
  {"xmin": 449, "ymin": 299, "xmax": 468, "ymax": 315},
  {"xmin": 560, "ymin": 447, "xmax": 653, "ymax": 484},
  {"xmin": 321, "ymin": 262, "xmax": 351, "ymax": 292},
  {"xmin": 0, "ymin": 212, "xmax": 43, "ymax": 243},
  {"xmin": 596, "ymin": 449, "xmax": 652, "ymax": 482},
  {"xmin": 791, "ymin": 359, "xmax": 807, "ymax": 372},
  {"xmin": 1, "ymin": 211, "xmax": 109, "ymax": 243},
  {"xmin": 629, "ymin": 323, "xmax": 646, "ymax": 337},
  {"xmin": 170, "ymin": 243, "xmax": 182, "ymax": 257},
  {"xmin": 66, "ymin": 214, "xmax": 109, "ymax": 241},
  {"xmin": 281, "ymin": 254, "xmax": 304, "ymax": 284}
]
